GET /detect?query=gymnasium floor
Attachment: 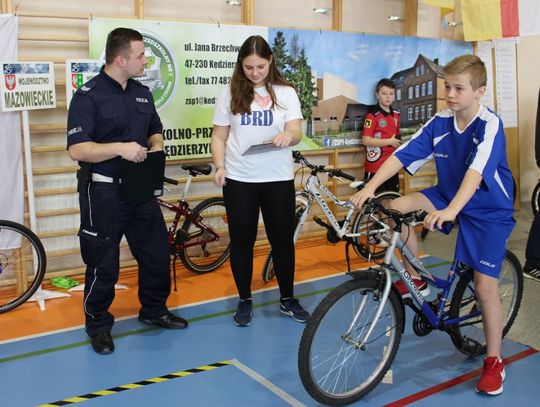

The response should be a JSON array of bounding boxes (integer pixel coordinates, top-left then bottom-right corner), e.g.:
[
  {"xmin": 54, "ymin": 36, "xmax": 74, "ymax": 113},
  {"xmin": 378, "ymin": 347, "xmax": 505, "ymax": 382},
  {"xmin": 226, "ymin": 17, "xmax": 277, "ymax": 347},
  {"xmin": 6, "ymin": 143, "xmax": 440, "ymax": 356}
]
[{"xmin": 1, "ymin": 209, "xmax": 539, "ymax": 406}]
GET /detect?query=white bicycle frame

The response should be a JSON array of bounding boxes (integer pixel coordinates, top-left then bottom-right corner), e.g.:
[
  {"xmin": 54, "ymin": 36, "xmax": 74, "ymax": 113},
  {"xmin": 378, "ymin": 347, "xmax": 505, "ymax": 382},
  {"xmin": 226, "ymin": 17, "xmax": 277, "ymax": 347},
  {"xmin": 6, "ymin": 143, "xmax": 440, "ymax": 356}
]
[{"xmin": 293, "ymin": 173, "xmax": 390, "ymax": 243}]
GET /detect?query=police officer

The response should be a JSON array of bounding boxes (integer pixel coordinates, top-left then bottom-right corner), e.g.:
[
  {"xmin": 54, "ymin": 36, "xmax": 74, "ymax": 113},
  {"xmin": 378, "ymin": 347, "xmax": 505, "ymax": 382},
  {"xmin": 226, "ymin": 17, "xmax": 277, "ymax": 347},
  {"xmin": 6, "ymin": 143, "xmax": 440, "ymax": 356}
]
[{"xmin": 67, "ymin": 27, "xmax": 187, "ymax": 355}]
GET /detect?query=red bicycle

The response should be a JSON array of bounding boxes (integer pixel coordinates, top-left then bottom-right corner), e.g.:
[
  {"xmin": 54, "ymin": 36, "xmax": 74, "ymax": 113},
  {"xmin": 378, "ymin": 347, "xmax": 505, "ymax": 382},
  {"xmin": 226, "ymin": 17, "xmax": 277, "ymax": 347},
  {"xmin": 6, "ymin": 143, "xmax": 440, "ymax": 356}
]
[{"xmin": 160, "ymin": 164, "xmax": 230, "ymax": 282}]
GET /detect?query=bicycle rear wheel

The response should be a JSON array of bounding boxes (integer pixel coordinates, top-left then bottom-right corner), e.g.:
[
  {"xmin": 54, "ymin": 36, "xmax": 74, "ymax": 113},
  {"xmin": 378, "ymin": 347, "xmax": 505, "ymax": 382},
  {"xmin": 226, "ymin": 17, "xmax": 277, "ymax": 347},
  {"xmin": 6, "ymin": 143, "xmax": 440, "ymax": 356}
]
[
  {"xmin": 448, "ymin": 250, "xmax": 523, "ymax": 357},
  {"xmin": 0, "ymin": 220, "xmax": 46, "ymax": 313},
  {"xmin": 351, "ymin": 191, "xmax": 400, "ymax": 261},
  {"xmin": 177, "ymin": 198, "xmax": 230, "ymax": 274},
  {"xmin": 298, "ymin": 277, "xmax": 403, "ymax": 405}
]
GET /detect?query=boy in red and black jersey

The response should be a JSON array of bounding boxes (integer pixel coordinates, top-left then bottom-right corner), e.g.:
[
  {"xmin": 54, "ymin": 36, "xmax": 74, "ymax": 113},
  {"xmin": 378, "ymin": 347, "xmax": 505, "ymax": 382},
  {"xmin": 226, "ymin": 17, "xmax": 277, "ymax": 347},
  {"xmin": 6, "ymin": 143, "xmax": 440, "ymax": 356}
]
[{"xmin": 362, "ymin": 78, "xmax": 401, "ymax": 193}]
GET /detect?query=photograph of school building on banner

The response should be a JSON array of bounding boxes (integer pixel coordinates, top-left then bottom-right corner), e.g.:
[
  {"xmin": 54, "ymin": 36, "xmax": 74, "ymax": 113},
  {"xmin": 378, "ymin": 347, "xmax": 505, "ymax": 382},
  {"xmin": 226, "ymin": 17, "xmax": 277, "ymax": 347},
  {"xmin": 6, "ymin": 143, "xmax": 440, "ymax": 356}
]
[{"xmin": 268, "ymin": 28, "xmax": 472, "ymax": 150}]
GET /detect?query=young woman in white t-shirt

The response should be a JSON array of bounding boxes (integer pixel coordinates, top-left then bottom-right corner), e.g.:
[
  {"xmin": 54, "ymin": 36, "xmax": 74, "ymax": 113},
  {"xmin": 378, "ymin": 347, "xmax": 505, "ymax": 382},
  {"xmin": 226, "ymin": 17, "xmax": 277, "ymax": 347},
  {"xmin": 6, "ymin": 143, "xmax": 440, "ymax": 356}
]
[{"xmin": 211, "ymin": 35, "xmax": 309, "ymax": 327}]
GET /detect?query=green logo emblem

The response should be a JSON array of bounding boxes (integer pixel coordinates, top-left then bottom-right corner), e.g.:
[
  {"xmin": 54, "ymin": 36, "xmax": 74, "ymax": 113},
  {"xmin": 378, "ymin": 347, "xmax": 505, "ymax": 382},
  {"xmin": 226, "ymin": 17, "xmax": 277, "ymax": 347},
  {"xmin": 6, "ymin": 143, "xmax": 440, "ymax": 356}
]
[
  {"xmin": 139, "ymin": 30, "xmax": 178, "ymax": 111},
  {"xmin": 379, "ymin": 119, "xmax": 387, "ymax": 127}
]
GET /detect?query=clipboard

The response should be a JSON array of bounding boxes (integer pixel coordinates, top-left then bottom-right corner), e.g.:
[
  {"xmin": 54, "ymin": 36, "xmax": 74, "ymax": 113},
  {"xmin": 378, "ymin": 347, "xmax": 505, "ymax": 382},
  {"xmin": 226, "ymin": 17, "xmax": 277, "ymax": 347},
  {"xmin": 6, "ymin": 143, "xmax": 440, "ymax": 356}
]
[
  {"xmin": 242, "ymin": 142, "xmax": 282, "ymax": 155},
  {"xmin": 119, "ymin": 150, "xmax": 165, "ymax": 203}
]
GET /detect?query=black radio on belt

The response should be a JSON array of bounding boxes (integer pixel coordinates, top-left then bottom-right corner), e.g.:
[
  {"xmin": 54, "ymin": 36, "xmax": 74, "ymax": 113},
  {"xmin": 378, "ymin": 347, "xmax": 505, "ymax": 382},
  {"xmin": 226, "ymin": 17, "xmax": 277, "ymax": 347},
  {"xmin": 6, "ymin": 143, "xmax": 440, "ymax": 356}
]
[{"xmin": 76, "ymin": 162, "xmax": 92, "ymax": 194}]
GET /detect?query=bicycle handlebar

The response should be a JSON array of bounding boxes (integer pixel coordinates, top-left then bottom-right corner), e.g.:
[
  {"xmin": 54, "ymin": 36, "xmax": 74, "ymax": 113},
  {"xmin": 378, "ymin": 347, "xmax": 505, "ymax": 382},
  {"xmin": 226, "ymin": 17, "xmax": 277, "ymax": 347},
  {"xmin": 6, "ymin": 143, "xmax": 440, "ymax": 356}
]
[
  {"xmin": 293, "ymin": 150, "xmax": 355, "ymax": 181},
  {"xmin": 164, "ymin": 177, "xmax": 179, "ymax": 185}
]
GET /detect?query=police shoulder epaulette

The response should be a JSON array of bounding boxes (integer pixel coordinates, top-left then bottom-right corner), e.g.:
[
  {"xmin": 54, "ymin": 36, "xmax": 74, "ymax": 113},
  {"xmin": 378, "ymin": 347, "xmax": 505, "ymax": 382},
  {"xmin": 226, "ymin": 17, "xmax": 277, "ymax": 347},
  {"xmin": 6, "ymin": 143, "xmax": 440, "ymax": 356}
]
[
  {"xmin": 75, "ymin": 80, "xmax": 97, "ymax": 95},
  {"xmin": 132, "ymin": 79, "xmax": 150, "ymax": 90}
]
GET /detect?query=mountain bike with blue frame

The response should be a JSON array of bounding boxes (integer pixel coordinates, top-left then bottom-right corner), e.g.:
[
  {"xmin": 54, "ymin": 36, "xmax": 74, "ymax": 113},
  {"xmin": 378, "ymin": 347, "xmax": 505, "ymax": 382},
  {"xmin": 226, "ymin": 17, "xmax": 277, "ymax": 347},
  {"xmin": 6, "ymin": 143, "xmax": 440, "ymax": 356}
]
[
  {"xmin": 261, "ymin": 151, "xmax": 401, "ymax": 282},
  {"xmin": 0, "ymin": 220, "xmax": 46, "ymax": 313},
  {"xmin": 298, "ymin": 201, "xmax": 523, "ymax": 406}
]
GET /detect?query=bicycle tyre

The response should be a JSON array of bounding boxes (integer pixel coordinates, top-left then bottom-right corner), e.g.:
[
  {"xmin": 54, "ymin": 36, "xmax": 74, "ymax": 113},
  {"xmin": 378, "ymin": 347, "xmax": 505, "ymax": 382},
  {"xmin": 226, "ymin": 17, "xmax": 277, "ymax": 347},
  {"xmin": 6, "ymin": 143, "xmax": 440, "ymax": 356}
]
[
  {"xmin": 298, "ymin": 277, "xmax": 403, "ymax": 405},
  {"xmin": 177, "ymin": 197, "xmax": 230, "ymax": 274},
  {"xmin": 531, "ymin": 180, "xmax": 540, "ymax": 215},
  {"xmin": 448, "ymin": 250, "xmax": 523, "ymax": 357},
  {"xmin": 351, "ymin": 191, "xmax": 401, "ymax": 261},
  {"xmin": 261, "ymin": 200, "xmax": 307, "ymax": 283},
  {"xmin": 0, "ymin": 220, "xmax": 47, "ymax": 313}
]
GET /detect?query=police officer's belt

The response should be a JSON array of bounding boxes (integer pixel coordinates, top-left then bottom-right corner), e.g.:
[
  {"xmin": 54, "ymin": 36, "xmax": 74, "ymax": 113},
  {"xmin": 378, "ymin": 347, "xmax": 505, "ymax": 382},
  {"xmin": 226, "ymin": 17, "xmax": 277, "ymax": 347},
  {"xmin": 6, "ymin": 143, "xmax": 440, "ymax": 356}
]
[{"xmin": 91, "ymin": 173, "xmax": 121, "ymax": 183}]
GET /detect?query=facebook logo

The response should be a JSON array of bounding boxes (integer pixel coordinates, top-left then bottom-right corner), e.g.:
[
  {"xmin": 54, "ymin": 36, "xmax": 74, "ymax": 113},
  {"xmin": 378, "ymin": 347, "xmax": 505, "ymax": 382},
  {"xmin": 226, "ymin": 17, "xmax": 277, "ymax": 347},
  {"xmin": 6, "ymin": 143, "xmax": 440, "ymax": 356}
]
[{"xmin": 241, "ymin": 110, "xmax": 274, "ymax": 126}]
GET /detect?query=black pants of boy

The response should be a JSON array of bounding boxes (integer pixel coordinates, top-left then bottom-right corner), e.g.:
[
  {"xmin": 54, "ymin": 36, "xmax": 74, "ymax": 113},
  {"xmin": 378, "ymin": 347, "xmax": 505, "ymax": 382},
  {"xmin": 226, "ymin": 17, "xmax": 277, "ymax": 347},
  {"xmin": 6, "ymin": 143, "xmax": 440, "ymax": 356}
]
[
  {"xmin": 78, "ymin": 182, "xmax": 171, "ymax": 337},
  {"xmin": 526, "ymin": 210, "xmax": 540, "ymax": 264},
  {"xmin": 223, "ymin": 178, "xmax": 295, "ymax": 300}
]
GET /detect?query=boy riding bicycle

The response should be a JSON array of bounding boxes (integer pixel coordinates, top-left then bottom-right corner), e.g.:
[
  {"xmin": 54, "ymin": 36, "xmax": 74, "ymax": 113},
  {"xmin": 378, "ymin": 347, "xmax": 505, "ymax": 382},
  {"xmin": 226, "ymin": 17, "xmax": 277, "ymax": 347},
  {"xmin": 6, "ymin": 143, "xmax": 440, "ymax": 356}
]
[{"xmin": 350, "ymin": 54, "xmax": 515, "ymax": 396}]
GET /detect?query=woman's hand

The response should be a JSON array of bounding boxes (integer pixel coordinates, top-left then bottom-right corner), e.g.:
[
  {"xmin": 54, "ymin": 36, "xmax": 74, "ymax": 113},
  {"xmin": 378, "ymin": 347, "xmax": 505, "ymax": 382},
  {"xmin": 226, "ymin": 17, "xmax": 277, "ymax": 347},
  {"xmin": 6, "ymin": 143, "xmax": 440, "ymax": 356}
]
[
  {"xmin": 271, "ymin": 132, "xmax": 294, "ymax": 148},
  {"xmin": 213, "ymin": 167, "xmax": 226, "ymax": 187}
]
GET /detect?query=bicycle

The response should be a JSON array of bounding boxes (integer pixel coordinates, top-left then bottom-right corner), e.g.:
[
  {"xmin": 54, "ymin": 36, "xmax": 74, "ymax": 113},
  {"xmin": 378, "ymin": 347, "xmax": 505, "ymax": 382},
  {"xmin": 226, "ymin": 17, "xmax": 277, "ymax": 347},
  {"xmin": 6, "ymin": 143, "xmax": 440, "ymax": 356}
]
[
  {"xmin": 531, "ymin": 178, "xmax": 540, "ymax": 215},
  {"xmin": 298, "ymin": 202, "xmax": 523, "ymax": 406},
  {"xmin": 0, "ymin": 220, "xmax": 47, "ymax": 313},
  {"xmin": 159, "ymin": 164, "xmax": 230, "ymax": 285},
  {"xmin": 261, "ymin": 151, "xmax": 401, "ymax": 282}
]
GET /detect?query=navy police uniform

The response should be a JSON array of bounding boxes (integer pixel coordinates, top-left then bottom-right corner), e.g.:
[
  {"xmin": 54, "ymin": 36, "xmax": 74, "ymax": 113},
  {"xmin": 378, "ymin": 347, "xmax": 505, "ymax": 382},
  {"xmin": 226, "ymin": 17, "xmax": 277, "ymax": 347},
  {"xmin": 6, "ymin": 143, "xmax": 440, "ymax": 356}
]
[{"xmin": 67, "ymin": 68, "xmax": 171, "ymax": 337}]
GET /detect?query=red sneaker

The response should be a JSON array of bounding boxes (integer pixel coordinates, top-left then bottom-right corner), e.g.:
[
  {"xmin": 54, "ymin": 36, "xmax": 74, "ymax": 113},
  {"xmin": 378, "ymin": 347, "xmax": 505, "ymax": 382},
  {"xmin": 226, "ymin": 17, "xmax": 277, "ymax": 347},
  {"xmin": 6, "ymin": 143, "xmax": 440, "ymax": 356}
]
[
  {"xmin": 476, "ymin": 356, "xmax": 505, "ymax": 395},
  {"xmin": 394, "ymin": 277, "xmax": 430, "ymax": 298}
]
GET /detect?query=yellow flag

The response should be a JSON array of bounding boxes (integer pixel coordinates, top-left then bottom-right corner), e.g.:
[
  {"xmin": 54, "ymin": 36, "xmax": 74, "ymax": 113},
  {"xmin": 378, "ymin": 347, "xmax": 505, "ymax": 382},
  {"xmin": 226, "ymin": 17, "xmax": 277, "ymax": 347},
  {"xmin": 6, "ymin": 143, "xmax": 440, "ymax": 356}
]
[{"xmin": 423, "ymin": 0, "xmax": 455, "ymax": 18}]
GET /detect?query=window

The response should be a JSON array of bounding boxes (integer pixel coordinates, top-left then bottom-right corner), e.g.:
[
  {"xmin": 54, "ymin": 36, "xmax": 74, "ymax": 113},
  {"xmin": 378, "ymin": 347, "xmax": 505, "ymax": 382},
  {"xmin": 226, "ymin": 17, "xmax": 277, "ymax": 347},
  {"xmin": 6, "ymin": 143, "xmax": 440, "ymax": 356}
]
[
  {"xmin": 421, "ymin": 105, "xmax": 425, "ymax": 120},
  {"xmin": 408, "ymin": 107, "xmax": 413, "ymax": 120},
  {"xmin": 408, "ymin": 86, "xmax": 413, "ymax": 100},
  {"xmin": 420, "ymin": 65, "xmax": 425, "ymax": 75},
  {"xmin": 414, "ymin": 106, "xmax": 419, "ymax": 120},
  {"xmin": 427, "ymin": 104, "xmax": 433, "ymax": 118},
  {"xmin": 330, "ymin": 116, "xmax": 337, "ymax": 122},
  {"xmin": 344, "ymin": 115, "xmax": 349, "ymax": 120},
  {"xmin": 314, "ymin": 117, "xmax": 321, "ymax": 122},
  {"xmin": 396, "ymin": 88, "xmax": 401, "ymax": 101},
  {"xmin": 421, "ymin": 83, "xmax": 426, "ymax": 97},
  {"xmin": 416, "ymin": 66, "xmax": 420, "ymax": 76},
  {"xmin": 427, "ymin": 80, "xmax": 433, "ymax": 95},
  {"xmin": 415, "ymin": 85, "xmax": 419, "ymax": 98}
]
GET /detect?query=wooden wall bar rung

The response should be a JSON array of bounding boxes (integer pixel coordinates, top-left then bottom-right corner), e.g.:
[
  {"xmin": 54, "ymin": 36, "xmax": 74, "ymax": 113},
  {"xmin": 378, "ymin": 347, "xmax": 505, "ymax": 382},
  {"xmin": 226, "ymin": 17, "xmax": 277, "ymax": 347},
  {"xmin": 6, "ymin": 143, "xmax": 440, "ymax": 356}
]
[
  {"xmin": 32, "ymin": 145, "xmax": 66, "ymax": 153},
  {"xmin": 30, "ymin": 123, "xmax": 66, "ymax": 133},
  {"xmin": 33, "ymin": 165, "xmax": 79, "ymax": 175},
  {"xmin": 19, "ymin": 34, "xmax": 88, "ymax": 42}
]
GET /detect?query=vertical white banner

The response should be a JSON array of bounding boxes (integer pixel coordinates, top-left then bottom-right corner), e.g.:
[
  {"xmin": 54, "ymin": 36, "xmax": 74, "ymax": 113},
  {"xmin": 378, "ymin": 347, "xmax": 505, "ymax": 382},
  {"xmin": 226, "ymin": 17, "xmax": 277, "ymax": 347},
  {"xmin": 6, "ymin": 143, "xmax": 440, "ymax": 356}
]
[{"xmin": 0, "ymin": 15, "xmax": 23, "ymax": 232}]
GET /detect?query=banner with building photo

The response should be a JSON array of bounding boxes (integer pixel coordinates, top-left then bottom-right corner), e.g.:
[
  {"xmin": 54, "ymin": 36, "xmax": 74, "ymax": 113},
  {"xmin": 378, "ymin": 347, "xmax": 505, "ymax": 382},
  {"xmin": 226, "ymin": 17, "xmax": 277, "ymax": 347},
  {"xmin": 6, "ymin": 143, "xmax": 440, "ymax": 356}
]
[
  {"xmin": 88, "ymin": 18, "xmax": 472, "ymax": 157},
  {"xmin": 0, "ymin": 14, "xmax": 24, "ymax": 238}
]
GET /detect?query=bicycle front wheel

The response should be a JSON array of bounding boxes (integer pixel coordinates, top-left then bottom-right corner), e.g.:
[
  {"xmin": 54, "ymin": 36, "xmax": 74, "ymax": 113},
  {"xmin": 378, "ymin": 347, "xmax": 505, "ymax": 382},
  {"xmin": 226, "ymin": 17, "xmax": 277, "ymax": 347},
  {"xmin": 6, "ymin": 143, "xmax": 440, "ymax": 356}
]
[
  {"xmin": 351, "ymin": 191, "xmax": 400, "ymax": 261},
  {"xmin": 177, "ymin": 198, "xmax": 230, "ymax": 274},
  {"xmin": 298, "ymin": 278, "xmax": 403, "ymax": 406},
  {"xmin": 448, "ymin": 250, "xmax": 523, "ymax": 357},
  {"xmin": 0, "ymin": 220, "xmax": 46, "ymax": 313}
]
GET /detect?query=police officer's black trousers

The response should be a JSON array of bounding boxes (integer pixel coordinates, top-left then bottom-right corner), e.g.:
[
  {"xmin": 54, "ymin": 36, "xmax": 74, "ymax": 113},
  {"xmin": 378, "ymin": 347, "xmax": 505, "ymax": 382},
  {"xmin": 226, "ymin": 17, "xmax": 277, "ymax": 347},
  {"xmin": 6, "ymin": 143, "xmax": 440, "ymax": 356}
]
[
  {"xmin": 78, "ymin": 182, "xmax": 170, "ymax": 337},
  {"xmin": 223, "ymin": 178, "xmax": 296, "ymax": 300}
]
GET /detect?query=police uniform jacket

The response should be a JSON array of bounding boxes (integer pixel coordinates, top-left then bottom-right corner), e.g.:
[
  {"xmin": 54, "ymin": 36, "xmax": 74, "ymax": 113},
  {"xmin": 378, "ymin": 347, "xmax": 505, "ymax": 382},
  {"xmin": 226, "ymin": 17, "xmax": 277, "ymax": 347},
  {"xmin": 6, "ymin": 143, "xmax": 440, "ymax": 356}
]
[{"xmin": 67, "ymin": 67, "xmax": 163, "ymax": 177}]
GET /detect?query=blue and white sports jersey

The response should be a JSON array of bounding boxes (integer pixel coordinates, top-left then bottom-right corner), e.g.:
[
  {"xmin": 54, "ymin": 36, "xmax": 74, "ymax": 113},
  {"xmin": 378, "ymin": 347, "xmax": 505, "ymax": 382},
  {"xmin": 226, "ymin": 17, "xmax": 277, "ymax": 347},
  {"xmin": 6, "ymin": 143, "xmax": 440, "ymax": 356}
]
[{"xmin": 395, "ymin": 106, "xmax": 514, "ymax": 221}]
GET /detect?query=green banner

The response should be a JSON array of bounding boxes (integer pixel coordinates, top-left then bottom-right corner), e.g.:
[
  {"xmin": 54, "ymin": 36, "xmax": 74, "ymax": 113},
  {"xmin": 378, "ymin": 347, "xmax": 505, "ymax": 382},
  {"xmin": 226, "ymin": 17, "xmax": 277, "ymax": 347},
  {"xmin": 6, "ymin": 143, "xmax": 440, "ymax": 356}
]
[{"xmin": 89, "ymin": 18, "xmax": 266, "ymax": 161}]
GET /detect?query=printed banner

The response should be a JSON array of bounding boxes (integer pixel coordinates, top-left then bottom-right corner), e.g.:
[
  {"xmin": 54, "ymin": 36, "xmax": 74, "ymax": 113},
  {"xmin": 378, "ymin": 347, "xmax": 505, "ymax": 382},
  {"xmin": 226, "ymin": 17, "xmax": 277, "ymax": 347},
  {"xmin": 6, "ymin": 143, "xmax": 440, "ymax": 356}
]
[
  {"xmin": 88, "ymin": 18, "xmax": 471, "ymax": 158},
  {"xmin": 0, "ymin": 14, "xmax": 24, "ymax": 244},
  {"xmin": 0, "ymin": 62, "xmax": 56, "ymax": 112},
  {"xmin": 65, "ymin": 59, "xmax": 102, "ymax": 109}
]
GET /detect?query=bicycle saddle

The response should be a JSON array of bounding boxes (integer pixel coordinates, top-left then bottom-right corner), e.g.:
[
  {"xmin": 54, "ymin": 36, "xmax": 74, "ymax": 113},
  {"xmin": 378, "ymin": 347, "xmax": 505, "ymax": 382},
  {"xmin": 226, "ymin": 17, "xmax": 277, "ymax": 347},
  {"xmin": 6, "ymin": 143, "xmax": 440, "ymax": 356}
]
[{"xmin": 181, "ymin": 164, "xmax": 212, "ymax": 175}]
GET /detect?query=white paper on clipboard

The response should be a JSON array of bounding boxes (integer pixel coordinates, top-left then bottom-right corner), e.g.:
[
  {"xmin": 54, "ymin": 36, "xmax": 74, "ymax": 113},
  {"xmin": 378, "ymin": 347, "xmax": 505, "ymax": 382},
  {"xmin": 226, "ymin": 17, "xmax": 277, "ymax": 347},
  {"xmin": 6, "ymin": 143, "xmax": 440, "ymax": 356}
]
[{"xmin": 242, "ymin": 142, "xmax": 282, "ymax": 155}]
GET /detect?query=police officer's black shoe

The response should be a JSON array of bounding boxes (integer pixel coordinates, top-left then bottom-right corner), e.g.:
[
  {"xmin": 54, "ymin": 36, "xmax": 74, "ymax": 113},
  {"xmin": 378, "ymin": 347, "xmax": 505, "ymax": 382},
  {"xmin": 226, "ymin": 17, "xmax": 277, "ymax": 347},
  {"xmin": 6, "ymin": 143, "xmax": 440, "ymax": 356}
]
[
  {"xmin": 138, "ymin": 311, "xmax": 188, "ymax": 329},
  {"xmin": 90, "ymin": 332, "xmax": 114, "ymax": 355}
]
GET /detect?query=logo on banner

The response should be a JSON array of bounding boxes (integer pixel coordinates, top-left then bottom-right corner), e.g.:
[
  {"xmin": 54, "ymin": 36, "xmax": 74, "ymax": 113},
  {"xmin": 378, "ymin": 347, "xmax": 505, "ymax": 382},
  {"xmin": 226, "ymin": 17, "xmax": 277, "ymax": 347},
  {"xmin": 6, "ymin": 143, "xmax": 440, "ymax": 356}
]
[
  {"xmin": 140, "ymin": 30, "xmax": 178, "ymax": 111},
  {"xmin": 71, "ymin": 73, "xmax": 84, "ymax": 89},
  {"xmin": 5, "ymin": 74, "xmax": 16, "ymax": 90}
]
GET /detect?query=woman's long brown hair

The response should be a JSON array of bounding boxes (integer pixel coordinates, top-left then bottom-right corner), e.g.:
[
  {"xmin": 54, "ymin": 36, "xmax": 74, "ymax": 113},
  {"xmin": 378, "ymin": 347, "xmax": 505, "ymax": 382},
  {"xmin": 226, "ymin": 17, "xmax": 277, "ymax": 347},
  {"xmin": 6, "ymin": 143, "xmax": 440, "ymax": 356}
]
[{"xmin": 230, "ymin": 35, "xmax": 292, "ymax": 115}]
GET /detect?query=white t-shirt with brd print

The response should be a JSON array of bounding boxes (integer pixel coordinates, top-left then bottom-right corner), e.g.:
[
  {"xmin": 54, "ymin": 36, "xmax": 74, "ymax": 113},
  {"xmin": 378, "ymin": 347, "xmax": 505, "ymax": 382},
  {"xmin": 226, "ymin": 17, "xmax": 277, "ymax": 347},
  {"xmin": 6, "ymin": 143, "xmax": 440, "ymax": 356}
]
[{"xmin": 212, "ymin": 84, "xmax": 303, "ymax": 183}]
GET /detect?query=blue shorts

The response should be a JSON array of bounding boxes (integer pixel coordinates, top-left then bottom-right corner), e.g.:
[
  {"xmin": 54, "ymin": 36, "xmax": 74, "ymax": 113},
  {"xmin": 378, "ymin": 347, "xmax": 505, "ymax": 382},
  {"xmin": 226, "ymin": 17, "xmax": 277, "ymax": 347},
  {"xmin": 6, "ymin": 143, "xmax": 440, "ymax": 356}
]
[{"xmin": 421, "ymin": 186, "xmax": 514, "ymax": 278}]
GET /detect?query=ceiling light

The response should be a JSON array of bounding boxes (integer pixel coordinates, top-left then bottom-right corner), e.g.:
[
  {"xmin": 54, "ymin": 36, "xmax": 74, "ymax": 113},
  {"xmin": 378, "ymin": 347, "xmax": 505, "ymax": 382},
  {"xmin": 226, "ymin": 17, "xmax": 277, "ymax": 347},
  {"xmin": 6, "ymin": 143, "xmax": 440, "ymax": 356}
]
[
  {"xmin": 313, "ymin": 8, "xmax": 330, "ymax": 14},
  {"xmin": 387, "ymin": 16, "xmax": 404, "ymax": 21},
  {"xmin": 225, "ymin": 0, "xmax": 241, "ymax": 6}
]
